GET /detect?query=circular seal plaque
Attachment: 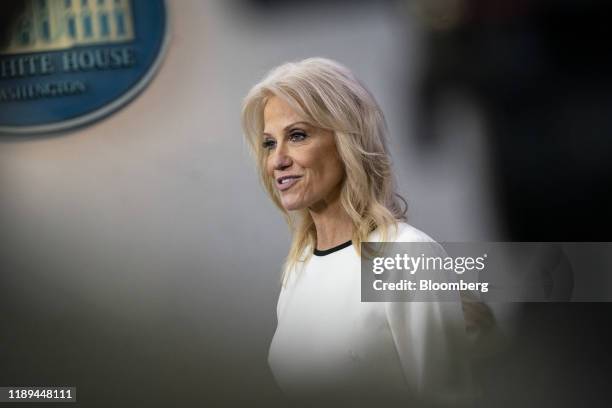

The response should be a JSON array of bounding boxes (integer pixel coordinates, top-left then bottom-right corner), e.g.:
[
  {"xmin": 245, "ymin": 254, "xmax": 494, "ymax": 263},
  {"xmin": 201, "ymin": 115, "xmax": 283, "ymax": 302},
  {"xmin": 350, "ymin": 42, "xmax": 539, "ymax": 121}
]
[{"xmin": 0, "ymin": 0, "xmax": 168, "ymax": 134}]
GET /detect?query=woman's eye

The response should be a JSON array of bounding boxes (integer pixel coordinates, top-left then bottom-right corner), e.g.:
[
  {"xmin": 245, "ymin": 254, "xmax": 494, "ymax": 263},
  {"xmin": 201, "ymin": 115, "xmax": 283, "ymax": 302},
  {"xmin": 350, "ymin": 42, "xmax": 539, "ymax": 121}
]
[
  {"xmin": 289, "ymin": 131, "xmax": 307, "ymax": 142},
  {"xmin": 262, "ymin": 139, "xmax": 276, "ymax": 150}
]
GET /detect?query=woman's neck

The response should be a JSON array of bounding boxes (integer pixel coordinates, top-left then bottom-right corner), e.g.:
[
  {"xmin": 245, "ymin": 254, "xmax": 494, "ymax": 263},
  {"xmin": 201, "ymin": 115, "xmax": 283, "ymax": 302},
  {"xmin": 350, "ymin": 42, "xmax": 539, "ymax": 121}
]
[{"xmin": 309, "ymin": 197, "xmax": 353, "ymax": 251}]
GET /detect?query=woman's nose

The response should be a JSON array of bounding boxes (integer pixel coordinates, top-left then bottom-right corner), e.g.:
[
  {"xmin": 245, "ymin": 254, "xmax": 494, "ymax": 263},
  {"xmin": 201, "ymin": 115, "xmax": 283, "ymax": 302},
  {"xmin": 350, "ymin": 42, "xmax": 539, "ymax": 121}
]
[{"xmin": 272, "ymin": 147, "xmax": 292, "ymax": 170}]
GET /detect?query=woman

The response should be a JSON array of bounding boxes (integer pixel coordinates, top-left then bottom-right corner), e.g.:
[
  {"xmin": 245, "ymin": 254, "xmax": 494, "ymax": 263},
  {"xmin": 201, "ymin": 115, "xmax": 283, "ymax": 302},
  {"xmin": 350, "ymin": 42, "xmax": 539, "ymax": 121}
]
[{"xmin": 242, "ymin": 58, "xmax": 475, "ymax": 406}]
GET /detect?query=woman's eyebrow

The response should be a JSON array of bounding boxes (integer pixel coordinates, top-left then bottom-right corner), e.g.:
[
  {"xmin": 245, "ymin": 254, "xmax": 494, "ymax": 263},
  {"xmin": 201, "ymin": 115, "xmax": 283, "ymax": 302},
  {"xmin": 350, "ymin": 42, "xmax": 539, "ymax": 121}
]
[{"xmin": 263, "ymin": 121, "xmax": 310, "ymax": 137}]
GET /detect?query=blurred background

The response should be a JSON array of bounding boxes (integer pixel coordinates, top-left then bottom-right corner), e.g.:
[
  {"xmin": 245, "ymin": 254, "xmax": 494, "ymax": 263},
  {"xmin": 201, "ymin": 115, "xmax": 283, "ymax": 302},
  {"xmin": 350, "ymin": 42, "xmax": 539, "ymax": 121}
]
[{"xmin": 1, "ymin": 0, "xmax": 611, "ymax": 406}]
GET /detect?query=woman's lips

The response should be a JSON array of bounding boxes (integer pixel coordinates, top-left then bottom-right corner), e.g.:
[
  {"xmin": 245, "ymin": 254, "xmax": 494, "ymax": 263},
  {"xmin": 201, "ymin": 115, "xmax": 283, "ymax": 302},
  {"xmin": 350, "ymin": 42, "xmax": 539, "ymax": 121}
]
[{"xmin": 277, "ymin": 176, "xmax": 302, "ymax": 191}]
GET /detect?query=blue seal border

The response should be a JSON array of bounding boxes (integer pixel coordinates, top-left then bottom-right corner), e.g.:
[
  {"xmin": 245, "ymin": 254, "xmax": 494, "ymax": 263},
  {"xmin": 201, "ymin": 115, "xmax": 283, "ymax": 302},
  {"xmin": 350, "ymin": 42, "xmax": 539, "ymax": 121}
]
[{"xmin": 0, "ymin": 0, "xmax": 170, "ymax": 135}]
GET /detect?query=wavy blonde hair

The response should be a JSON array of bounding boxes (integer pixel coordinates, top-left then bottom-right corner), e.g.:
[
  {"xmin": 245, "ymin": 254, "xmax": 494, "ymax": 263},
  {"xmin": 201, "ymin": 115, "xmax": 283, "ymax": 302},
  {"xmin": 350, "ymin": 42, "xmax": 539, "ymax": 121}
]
[{"xmin": 241, "ymin": 57, "xmax": 407, "ymax": 285}]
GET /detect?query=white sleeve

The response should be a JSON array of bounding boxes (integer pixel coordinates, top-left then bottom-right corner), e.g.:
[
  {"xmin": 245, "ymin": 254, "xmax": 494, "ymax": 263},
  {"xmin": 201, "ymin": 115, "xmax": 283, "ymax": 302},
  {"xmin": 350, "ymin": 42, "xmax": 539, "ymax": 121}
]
[
  {"xmin": 384, "ymin": 300, "xmax": 475, "ymax": 406},
  {"xmin": 384, "ymin": 226, "xmax": 475, "ymax": 406}
]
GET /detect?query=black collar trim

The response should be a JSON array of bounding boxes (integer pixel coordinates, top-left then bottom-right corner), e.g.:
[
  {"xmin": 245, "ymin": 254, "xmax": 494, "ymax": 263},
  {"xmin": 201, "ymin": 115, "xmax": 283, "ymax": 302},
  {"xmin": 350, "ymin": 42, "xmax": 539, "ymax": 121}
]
[{"xmin": 313, "ymin": 240, "xmax": 353, "ymax": 256}]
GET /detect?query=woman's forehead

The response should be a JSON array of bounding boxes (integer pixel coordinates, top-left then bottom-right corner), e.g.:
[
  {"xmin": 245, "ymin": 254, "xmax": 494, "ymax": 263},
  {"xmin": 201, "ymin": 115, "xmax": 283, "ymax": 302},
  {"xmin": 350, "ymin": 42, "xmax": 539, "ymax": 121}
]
[
  {"xmin": 263, "ymin": 96, "xmax": 309, "ymax": 132},
  {"xmin": 264, "ymin": 96, "xmax": 301, "ymax": 120}
]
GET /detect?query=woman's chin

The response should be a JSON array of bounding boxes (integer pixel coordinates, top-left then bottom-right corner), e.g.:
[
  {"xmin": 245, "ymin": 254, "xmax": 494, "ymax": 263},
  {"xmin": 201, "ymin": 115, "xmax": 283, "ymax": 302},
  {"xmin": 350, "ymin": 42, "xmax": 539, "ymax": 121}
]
[
  {"xmin": 282, "ymin": 203, "xmax": 303, "ymax": 211},
  {"xmin": 281, "ymin": 198, "xmax": 306, "ymax": 212}
]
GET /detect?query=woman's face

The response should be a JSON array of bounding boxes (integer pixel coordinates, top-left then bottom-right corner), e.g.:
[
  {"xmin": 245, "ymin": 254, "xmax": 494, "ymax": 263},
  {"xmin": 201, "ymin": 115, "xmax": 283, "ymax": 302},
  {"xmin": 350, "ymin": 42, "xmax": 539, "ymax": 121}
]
[{"xmin": 262, "ymin": 96, "xmax": 345, "ymax": 212}]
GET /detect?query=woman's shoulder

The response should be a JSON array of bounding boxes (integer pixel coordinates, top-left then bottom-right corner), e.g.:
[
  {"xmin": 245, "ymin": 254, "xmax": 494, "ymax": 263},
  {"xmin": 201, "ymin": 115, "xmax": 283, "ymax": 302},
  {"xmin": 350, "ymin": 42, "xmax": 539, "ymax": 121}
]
[
  {"xmin": 368, "ymin": 221, "xmax": 437, "ymax": 244},
  {"xmin": 394, "ymin": 222, "xmax": 437, "ymax": 243}
]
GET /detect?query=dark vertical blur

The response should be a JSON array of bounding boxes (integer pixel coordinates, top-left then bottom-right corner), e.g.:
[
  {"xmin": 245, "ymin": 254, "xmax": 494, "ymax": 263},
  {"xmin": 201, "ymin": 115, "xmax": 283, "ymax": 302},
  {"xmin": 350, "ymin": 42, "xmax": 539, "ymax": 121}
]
[
  {"xmin": 413, "ymin": 1, "xmax": 611, "ymax": 407},
  {"xmin": 415, "ymin": 0, "xmax": 612, "ymax": 241},
  {"xmin": 0, "ymin": 2, "xmax": 25, "ymax": 48}
]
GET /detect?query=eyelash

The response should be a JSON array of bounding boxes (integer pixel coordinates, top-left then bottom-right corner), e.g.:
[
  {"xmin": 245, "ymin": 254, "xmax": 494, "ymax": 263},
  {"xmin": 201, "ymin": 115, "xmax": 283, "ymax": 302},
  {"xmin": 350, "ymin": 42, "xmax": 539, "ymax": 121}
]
[
  {"xmin": 262, "ymin": 139, "xmax": 276, "ymax": 150},
  {"xmin": 262, "ymin": 131, "xmax": 307, "ymax": 150}
]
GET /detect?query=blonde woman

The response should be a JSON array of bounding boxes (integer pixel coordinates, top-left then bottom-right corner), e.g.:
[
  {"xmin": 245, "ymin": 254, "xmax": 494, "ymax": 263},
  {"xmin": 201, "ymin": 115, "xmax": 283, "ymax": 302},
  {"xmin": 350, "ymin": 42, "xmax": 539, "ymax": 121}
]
[{"xmin": 242, "ymin": 58, "xmax": 475, "ymax": 406}]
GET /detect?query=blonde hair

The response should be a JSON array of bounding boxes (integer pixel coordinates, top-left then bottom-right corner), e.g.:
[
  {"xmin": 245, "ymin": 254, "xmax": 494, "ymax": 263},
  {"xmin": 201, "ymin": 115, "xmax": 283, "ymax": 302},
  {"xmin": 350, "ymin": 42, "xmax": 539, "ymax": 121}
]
[{"xmin": 241, "ymin": 57, "xmax": 407, "ymax": 285}]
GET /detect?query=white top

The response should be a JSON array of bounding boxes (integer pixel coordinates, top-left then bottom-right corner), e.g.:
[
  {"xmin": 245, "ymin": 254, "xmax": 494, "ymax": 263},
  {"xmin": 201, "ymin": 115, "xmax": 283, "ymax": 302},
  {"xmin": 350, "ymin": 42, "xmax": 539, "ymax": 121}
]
[{"xmin": 268, "ymin": 222, "xmax": 474, "ymax": 405}]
